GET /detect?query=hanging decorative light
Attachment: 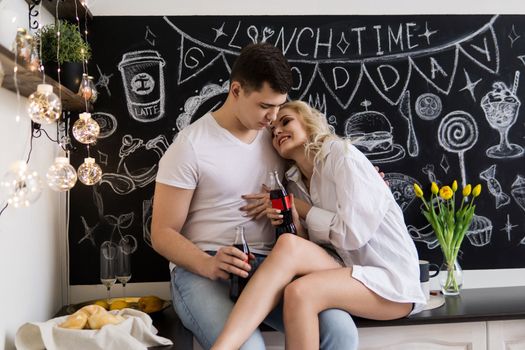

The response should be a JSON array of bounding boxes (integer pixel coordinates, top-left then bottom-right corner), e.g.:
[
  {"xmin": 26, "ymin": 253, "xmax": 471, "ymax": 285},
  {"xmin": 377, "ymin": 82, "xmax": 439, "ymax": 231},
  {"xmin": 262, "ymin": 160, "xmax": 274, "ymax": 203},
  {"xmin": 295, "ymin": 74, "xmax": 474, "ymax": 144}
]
[
  {"xmin": 28, "ymin": 36, "xmax": 41, "ymax": 72},
  {"xmin": 78, "ymin": 74, "xmax": 99, "ymax": 103},
  {"xmin": 46, "ymin": 157, "xmax": 77, "ymax": 191},
  {"xmin": 77, "ymin": 157, "xmax": 102, "ymax": 185},
  {"xmin": 27, "ymin": 84, "xmax": 62, "ymax": 124},
  {"xmin": 0, "ymin": 160, "xmax": 42, "ymax": 208},
  {"xmin": 14, "ymin": 28, "xmax": 31, "ymax": 62},
  {"xmin": 87, "ymin": 76, "xmax": 98, "ymax": 103},
  {"xmin": 72, "ymin": 112, "xmax": 100, "ymax": 144},
  {"xmin": 78, "ymin": 73, "xmax": 91, "ymax": 100}
]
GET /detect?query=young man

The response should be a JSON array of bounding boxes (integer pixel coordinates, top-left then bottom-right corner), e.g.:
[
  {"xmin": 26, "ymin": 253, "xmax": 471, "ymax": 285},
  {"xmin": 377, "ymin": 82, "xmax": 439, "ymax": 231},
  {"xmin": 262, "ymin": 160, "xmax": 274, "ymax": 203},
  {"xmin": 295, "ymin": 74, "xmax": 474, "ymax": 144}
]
[{"xmin": 151, "ymin": 43, "xmax": 358, "ymax": 350}]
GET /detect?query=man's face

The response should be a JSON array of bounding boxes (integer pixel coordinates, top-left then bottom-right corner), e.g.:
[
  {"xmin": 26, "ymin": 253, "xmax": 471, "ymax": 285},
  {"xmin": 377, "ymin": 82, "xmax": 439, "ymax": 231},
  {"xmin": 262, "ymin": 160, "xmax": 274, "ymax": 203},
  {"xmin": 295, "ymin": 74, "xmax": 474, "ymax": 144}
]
[{"xmin": 233, "ymin": 81, "xmax": 288, "ymax": 131}]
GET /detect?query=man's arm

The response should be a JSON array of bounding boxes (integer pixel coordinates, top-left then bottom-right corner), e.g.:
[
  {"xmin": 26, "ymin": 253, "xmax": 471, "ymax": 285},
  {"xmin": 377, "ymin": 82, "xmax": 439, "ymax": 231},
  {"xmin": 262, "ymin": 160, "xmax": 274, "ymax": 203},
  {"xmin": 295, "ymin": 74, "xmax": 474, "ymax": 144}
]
[{"xmin": 151, "ymin": 182, "xmax": 252, "ymax": 281}]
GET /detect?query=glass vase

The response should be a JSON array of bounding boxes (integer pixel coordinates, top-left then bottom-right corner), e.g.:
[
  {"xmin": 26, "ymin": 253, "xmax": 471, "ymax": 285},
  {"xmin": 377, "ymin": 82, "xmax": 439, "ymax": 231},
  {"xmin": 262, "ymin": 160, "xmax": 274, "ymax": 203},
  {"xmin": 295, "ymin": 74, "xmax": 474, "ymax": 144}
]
[{"xmin": 439, "ymin": 258, "xmax": 463, "ymax": 296}]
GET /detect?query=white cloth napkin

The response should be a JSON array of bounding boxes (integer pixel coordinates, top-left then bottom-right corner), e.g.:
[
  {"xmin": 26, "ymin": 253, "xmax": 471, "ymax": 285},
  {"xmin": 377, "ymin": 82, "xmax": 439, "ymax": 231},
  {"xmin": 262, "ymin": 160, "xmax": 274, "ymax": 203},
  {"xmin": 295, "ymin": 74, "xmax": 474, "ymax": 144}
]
[{"xmin": 15, "ymin": 308, "xmax": 173, "ymax": 350}]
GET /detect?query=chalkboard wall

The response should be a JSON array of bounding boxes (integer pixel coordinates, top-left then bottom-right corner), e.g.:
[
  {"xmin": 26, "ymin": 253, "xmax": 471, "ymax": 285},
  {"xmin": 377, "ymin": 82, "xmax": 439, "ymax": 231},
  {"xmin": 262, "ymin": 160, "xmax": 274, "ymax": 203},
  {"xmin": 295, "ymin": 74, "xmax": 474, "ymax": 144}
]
[{"xmin": 69, "ymin": 15, "xmax": 525, "ymax": 285}]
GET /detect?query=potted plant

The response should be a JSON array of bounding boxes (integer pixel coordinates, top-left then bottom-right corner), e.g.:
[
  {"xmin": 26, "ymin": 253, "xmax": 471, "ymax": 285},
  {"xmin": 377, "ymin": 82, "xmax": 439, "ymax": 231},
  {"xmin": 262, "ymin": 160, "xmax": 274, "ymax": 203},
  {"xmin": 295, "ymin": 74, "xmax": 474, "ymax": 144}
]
[{"xmin": 36, "ymin": 20, "xmax": 91, "ymax": 93}]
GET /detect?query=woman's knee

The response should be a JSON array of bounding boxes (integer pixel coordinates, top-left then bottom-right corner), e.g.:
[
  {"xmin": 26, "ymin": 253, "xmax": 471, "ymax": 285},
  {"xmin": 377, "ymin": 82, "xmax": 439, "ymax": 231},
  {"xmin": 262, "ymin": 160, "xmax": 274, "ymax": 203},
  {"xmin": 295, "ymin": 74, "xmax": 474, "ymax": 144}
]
[
  {"xmin": 283, "ymin": 278, "xmax": 312, "ymax": 310},
  {"xmin": 273, "ymin": 233, "xmax": 302, "ymax": 259}
]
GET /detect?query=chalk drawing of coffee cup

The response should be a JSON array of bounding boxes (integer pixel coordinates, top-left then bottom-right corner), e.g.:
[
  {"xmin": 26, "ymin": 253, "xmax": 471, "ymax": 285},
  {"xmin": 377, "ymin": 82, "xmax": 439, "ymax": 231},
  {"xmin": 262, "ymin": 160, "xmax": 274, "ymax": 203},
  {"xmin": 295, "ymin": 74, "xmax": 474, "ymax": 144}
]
[{"xmin": 118, "ymin": 50, "xmax": 166, "ymax": 123}]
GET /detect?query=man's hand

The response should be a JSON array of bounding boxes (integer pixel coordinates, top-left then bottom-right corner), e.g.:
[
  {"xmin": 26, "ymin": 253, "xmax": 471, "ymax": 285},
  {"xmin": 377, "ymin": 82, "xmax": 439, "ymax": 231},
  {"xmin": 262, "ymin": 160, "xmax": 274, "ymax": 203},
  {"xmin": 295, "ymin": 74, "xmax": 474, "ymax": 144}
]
[{"xmin": 204, "ymin": 246, "xmax": 254, "ymax": 281}]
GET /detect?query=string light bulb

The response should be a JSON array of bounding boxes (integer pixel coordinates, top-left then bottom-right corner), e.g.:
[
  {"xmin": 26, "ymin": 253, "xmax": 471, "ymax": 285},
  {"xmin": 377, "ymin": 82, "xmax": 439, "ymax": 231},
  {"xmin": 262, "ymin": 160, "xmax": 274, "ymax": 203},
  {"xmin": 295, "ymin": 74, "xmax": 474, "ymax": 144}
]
[
  {"xmin": 46, "ymin": 157, "xmax": 77, "ymax": 191},
  {"xmin": 0, "ymin": 160, "xmax": 42, "ymax": 208},
  {"xmin": 78, "ymin": 74, "xmax": 98, "ymax": 103},
  {"xmin": 28, "ymin": 37, "xmax": 41, "ymax": 72},
  {"xmin": 87, "ymin": 76, "xmax": 98, "ymax": 103},
  {"xmin": 14, "ymin": 28, "xmax": 30, "ymax": 62},
  {"xmin": 77, "ymin": 157, "xmax": 102, "ymax": 185},
  {"xmin": 72, "ymin": 112, "xmax": 100, "ymax": 144},
  {"xmin": 78, "ymin": 73, "xmax": 90, "ymax": 100},
  {"xmin": 27, "ymin": 84, "xmax": 62, "ymax": 124}
]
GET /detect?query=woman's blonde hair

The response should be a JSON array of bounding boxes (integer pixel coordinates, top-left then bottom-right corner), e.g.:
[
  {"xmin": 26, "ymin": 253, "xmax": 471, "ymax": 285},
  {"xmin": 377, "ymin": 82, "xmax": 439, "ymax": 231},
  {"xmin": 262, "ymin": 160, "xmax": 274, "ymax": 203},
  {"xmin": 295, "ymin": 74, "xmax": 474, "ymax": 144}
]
[{"xmin": 279, "ymin": 100, "xmax": 340, "ymax": 163}]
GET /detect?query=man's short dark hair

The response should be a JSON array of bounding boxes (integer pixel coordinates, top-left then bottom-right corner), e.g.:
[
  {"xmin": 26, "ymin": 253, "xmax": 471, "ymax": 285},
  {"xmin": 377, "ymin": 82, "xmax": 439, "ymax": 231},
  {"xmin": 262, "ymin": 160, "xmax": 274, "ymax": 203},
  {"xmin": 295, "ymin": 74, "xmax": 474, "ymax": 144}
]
[{"xmin": 230, "ymin": 42, "xmax": 293, "ymax": 94}]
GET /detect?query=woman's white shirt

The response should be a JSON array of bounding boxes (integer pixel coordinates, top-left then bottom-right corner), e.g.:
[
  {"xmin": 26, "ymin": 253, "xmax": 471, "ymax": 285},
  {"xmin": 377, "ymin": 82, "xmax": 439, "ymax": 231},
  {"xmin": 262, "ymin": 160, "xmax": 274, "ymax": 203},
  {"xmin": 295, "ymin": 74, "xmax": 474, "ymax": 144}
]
[{"xmin": 286, "ymin": 139, "xmax": 426, "ymax": 314}]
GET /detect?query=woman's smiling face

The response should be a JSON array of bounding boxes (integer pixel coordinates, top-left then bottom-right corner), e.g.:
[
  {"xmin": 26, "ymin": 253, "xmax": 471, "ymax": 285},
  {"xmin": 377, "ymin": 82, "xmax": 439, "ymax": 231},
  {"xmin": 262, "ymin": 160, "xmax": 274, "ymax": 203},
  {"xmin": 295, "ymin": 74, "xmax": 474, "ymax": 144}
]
[{"xmin": 270, "ymin": 107, "xmax": 308, "ymax": 159}]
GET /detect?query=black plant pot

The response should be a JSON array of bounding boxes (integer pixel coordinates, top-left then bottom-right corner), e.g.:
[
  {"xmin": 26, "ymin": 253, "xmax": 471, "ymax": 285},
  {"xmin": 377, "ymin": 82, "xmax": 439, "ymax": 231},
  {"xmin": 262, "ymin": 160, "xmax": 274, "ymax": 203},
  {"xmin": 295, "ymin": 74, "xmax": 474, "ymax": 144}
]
[{"xmin": 46, "ymin": 62, "xmax": 84, "ymax": 93}]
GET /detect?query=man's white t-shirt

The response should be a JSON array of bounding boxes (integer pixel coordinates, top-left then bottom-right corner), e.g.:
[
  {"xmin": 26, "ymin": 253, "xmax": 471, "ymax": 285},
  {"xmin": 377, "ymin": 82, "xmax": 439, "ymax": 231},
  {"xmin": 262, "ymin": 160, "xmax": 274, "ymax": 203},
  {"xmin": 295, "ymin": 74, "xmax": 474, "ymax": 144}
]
[{"xmin": 156, "ymin": 113, "xmax": 284, "ymax": 269}]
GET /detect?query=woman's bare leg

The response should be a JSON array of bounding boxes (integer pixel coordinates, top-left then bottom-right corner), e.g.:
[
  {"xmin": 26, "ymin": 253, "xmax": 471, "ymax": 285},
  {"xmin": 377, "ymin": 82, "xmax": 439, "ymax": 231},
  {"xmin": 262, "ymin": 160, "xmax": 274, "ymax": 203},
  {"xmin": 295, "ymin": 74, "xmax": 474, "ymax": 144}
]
[
  {"xmin": 283, "ymin": 268, "xmax": 413, "ymax": 350},
  {"xmin": 211, "ymin": 234, "xmax": 342, "ymax": 350}
]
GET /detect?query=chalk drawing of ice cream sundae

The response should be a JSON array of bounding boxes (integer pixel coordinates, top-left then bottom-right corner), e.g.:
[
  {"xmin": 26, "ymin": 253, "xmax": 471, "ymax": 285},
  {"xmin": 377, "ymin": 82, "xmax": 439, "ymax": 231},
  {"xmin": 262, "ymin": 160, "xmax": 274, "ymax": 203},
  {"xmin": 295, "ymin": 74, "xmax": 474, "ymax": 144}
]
[{"xmin": 481, "ymin": 71, "xmax": 524, "ymax": 158}]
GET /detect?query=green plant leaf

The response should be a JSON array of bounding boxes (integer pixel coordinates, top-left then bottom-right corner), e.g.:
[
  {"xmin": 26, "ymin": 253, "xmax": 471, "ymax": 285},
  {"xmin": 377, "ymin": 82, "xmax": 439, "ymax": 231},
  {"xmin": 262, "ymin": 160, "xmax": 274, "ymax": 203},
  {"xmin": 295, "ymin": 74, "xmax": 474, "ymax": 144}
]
[{"xmin": 36, "ymin": 20, "xmax": 91, "ymax": 65}]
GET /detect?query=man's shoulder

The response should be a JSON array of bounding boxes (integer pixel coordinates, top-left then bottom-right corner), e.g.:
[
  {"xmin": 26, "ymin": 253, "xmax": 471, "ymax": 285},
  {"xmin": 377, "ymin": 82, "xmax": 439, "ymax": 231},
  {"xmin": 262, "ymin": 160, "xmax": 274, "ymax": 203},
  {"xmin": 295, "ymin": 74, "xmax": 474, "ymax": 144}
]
[{"xmin": 179, "ymin": 113, "xmax": 212, "ymax": 136}]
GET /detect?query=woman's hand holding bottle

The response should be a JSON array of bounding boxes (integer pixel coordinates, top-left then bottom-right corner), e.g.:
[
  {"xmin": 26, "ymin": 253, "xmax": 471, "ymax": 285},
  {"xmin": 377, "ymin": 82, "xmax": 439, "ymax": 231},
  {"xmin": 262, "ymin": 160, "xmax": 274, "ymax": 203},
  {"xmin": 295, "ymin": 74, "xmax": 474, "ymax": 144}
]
[{"xmin": 266, "ymin": 193, "xmax": 307, "ymax": 238}]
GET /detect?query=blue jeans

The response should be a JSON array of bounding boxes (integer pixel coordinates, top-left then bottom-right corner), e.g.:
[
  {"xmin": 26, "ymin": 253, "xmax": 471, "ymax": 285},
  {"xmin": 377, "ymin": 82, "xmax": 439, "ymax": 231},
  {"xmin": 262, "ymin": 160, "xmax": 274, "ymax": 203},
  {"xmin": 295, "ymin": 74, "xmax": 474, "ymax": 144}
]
[{"xmin": 170, "ymin": 253, "xmax": 358, "ymax": 350}]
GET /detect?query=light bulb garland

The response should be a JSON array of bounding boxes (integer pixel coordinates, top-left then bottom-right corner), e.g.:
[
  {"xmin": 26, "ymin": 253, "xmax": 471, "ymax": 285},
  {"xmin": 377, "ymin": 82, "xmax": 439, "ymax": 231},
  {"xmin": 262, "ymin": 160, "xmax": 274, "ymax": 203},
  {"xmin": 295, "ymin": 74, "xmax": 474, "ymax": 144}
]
[
  {"xmin": 77, "ymin": 157, "xmax": 102, "ymax": 185},
  {"xmin": 1, "ymin": 160, "xmax": 43, "ymax": 208},
  {"xmin": 73, "ymin": 0, "xmax": 102, "ymax": 187},
  {"xmin": 14, "ymin": 28, "xmax": 31, "ymax": 62},
  {"xmin": 72, "ymin": 112, "xmax": 100, "ymax": 144},
  {"xmin": 1, "ymin": 1, "xmax": 100, "ymax": 216},
  {"xmin": 78, "ymin": 74, "xmax": 98, "ymax": 103},
  {"xmin": 27, "ymin": 84, "xmax": 62, "ymax": 124},
  {"xmin": 46, "ymin": 157, "xmax": 77, "ymax": 191},
  {"xmin": 28, "ymin": 37, "xmax": 41, "ymax": 72}
]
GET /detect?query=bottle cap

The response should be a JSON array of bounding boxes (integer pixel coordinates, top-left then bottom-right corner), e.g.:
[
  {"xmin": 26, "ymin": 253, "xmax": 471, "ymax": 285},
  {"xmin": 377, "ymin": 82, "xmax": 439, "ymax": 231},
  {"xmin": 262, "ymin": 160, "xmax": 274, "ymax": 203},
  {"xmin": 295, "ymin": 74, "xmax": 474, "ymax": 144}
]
[{"xmin": 84, "ymin": 157, "xmax": 95, "ymax": 164}]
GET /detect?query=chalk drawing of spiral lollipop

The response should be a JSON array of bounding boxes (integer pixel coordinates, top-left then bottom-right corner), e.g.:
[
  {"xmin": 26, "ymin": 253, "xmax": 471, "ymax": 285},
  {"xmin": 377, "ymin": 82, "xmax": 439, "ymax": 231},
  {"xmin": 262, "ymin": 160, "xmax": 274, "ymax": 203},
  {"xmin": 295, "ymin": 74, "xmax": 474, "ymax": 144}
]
[{"xmin": 438, "ymin": 111, "xmax": 479, "ymax": 187}]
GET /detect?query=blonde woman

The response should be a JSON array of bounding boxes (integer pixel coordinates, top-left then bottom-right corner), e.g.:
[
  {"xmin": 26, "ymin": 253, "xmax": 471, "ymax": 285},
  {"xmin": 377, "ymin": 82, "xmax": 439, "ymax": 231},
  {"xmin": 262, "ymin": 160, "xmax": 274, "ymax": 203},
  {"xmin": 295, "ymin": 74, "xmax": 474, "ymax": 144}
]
[{"xmin": 212, "ymin": 101, "xmax": 426, "ymax": 350}]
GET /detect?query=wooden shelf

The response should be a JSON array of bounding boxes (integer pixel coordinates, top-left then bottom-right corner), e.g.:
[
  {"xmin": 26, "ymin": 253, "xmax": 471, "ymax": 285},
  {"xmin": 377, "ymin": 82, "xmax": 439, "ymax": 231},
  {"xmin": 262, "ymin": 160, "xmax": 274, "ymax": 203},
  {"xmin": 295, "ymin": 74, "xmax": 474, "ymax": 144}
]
[
  {"xmin": 0, "ymin": 44, "xmax": 91, "ymax": 112},
  {"xmin": 24, "ymin": 0, "xmax": 93, "ymax": 21}
]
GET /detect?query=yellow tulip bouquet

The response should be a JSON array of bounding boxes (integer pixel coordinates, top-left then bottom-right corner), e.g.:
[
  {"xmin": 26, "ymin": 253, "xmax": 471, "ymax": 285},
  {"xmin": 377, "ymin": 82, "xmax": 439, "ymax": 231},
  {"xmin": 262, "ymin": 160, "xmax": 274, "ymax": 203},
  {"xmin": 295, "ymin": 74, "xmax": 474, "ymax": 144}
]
[{"xmin": 413, "ymin": 181, "xmax": 482, "ymax": 295}]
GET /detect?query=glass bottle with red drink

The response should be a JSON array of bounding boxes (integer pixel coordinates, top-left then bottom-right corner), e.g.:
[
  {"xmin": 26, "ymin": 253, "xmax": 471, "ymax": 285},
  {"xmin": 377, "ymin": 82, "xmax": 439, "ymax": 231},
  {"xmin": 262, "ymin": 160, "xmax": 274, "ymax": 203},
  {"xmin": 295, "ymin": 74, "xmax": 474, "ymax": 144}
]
[
  {"xmin": 229, "ymin": 225, "xmax": 250, "ymax": 301},
  {"xmin": 268, "ymin": 170, "xmax": 297, "ymax": 237}
]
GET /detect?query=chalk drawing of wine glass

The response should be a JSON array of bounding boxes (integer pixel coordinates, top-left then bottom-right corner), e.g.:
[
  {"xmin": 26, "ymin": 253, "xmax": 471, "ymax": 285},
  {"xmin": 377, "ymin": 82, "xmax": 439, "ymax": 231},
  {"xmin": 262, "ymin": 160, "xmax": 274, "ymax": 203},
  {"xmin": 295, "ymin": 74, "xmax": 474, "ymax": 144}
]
[
  {"xmin": 437, "ymin": 111, "xmax": 478, "ymax": 188},
  {"xmin": 480, "ymin": 71, "xmax": 524, "ymax": 159}
]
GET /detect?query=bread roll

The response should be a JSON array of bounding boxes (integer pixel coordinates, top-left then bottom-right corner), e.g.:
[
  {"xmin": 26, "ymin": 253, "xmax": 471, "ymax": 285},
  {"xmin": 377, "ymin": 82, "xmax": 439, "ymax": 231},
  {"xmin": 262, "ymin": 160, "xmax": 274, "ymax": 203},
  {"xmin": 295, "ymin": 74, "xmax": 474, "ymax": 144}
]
[
  {"xmin": 80, "ymin": 304, "xmax": 106, "ymax": 316},
  {"xmin": 87, "ymin": 311, "xmax": 122, "ymax": 329},
  {"xmin": 58, "ymin": 310, "xmax": 88, "ymax": 329},
  {"xmin": 58, "ymin": 303, "xmax": 123, "ymax": 330}
]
